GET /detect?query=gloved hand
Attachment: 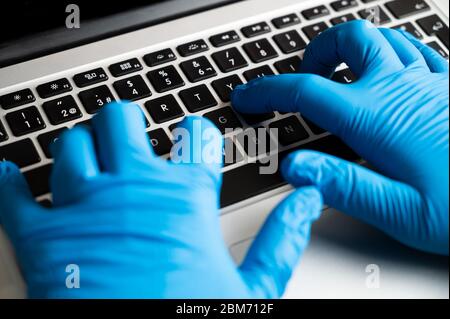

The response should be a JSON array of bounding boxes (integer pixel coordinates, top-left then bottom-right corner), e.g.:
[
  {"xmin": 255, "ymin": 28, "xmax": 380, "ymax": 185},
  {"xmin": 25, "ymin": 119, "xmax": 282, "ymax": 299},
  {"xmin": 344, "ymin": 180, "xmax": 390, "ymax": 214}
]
[
  {"xmin": 0, "ymin": 101, "xmax": 322, "ymax": 298},
  {"xmin": 232, "ymin": 20, "xmax": 449, "ymax": 255}
]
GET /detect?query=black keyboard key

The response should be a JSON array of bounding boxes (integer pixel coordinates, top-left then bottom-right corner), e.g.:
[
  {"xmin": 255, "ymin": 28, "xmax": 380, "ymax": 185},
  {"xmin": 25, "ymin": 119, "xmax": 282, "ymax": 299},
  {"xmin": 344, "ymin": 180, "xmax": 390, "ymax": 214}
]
[
  {"xmin": 24, "ymin": 164, "xmax": 52, "ymax": 197},
  {"xmin": 358, "ymin": 6, "xmax": 391, "ymax": 25},
  {"xmin": 243, "ymin": 39, "xmax": 279, "ymax": 63},
  {"xmin": 237, "ymin": 128, "xmax": 275, "ymax": 157},
  {"xmin": 0, "ymin": 89, "xmax": 35, "ymax": 110},
  {"xmin": 37, "ymin": 128, "xmax": 67, "ymax": 158},
  {"xmin": 273, "ymin": 30, "xmax": 307, "ymax": 54},
  {"xmin": 274, "ymin": 56, "xmax": 302, "ymax": 74},
  {"xmin": 5, "ymin": 106, "xmax": 46, "ymax": 136},
  {"xmin": 0, "ymin": 139, "xmax": 40, "ymax": 168},
  {"xmin": 330, "ymin": 13, "xmax": 357, "ymax": 25},
  {"xmin": 147, "ymin": 65, "xmax": 185, "ymax": 93},
  {"xmin": 179, "ymin": 85, "xmax": 217, "ymax": 113},
  {"xmin": 73, "ymin": 68, "xmax": 108, "ymax": 88},
  {"xmin": 143, "ymin": 48, "xmax": 177, "ymax": 67},
  {"xmin": 330, "ymin": 0, "xmax": 358, "ymax": 12},
  {"xmin": 302, "ymin": 5, "xmax": 330, "ymax": 20},
  {"xmin": 113, "ymin": 75, "xmax": 152, "ymax": 101},
  {"xmin": 393, "ymin": 22, "xmax": 423, "ymax": 39},
  {"xmin": 212, "ymin": 75, "xmax": 244, "ymax": 102},
  {"xmin": 36, "ymin": 78, "xmax": 72, "ymax": 99},
  {"xmin": 243, "ymin": 65, "xmax": 275, "ymax": 81},
  {"xmin": 426, "ymin": 41, "xmax": 448, "ymax": 59},
  {"xmin": 0, "ymin": 121, "xmax": 8, "ymax": 142},
  {"xmin": 109, "ymin": 58, "xmax": 143, "ymax": 77},
  {"xmin": 241, "ymin": 22, "xmax": 271, "ymax": 38},
  {"xmin": 177, "ymin": 39, "xmax": 209, "ymax": 57},
  {"xmin": 303, "ymin": 118, "xmax": 327, "ymax": 135},
  {"xmin": 145, "ymin": 95, "xmax": 184, "ymax": 124},
  {"xmin": 271, "ymin": 14, "xmax": 301, "ymax": 29},
  {"xmin": 332, "ymin": 69, "xmax": 356, "ymax": 84},
  {"xmin": 210, "ymin": 31, "xmax": 241, "ymax": 47},
  {"xmin": 240, "ymin": 112, "xmax": 275, "ymax": 126},
  {"xmin": 78, "ymin": 85, "xmax": 115, "ymax": 114},
  {"xmin": 43, "ymin": 96, "xmax": 83, "ymax": 125},
  {"xmin": 180, "ymin": 56, "xmax": 217, "ymax": 83},
  {"xmin": 148, "ymin": 129, "xmax": 173, "ymax": 156},
  {"xmin": 269, "ymin": 116, "xmax": 309, "ymax": 146},
  {"xmin": 386, "ymin": 0, "xmax": 429, "ymax": 19},
  {"xmin": 212, "ymin": 48, "xmax": 248, "ymax": 73},
  {"xmin": 417, "ymin": 15, "xmax": 449, "ymax": 48},
  {"xmin": 223, "ymin": 138, "xmax": 244, "ymax": 167},
  {"xmin": 303, "ymin": 22, "xmax": 329, "ymax": 41},
  {"xmin": 204, "ymin": 107, "xmax": 242, "ymax": 134}
]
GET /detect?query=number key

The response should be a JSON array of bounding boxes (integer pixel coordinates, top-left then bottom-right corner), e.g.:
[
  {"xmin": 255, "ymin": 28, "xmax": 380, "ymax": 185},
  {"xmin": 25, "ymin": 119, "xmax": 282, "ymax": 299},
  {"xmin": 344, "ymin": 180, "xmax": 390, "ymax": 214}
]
[
  {"xmin": 212, "ymin": 48, "xmax": 248, "ymax": 73},
  {"xmin": 147, "ymin": 66, "xmax": 185, "ymax": 93},
  {"xmin": 113, "ymin": 75, "xmax": 152, "ymax": 101},
  {"xmin": 273, "ymin": 30, "xmax": 306, "ymax": 53},
  {"xmin": 5, "ymin": 106, "xmax": 46, "ymax": 136},
  {"xmin": 43, "ymin": 96, "xmax": 82, "ymax": 125},
  {"xmin": 180, "ymin": 56, "xmax": 217, "ymax": 83},
  {"xmin": 243, "ymin": 39, "xmax": 278, "ymax": 63},
  {"xmin": 78, "ymin": 85, "xmax": 115, "ymax": 114}
]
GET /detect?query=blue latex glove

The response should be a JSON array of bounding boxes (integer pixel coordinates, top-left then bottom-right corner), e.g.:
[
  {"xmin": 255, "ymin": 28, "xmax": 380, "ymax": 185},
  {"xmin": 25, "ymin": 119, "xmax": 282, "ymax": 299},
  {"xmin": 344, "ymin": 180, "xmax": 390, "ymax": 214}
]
[
  {"xmin": 0, "ymin": 102, "xmax": 322, "ymax": 298},
  {"xmin": 232, "ymin": 20, "xmax": 449, "ymax": 255}
]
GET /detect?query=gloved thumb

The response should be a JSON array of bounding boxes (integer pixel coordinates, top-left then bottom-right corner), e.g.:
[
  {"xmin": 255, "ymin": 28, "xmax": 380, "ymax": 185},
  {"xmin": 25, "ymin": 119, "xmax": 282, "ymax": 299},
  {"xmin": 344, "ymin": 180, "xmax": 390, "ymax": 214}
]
[
  {"xmin": 280, "ymin": 150, "xmax": 441, "ymax": 254},
  {"xmin": 239, "ymin": 186, "xmax": 323, "ymax": 298},
  {"xmin": 0, "ymin": 162, "xmax": 43, "ymax": 243}
]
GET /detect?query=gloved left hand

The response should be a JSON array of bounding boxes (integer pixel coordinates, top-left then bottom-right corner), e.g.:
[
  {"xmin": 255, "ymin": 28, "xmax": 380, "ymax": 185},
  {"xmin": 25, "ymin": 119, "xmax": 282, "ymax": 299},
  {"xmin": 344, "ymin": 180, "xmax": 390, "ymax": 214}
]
[{"xmin": 0, "ymin": 102, "xmax": 322, "ymax": 298}]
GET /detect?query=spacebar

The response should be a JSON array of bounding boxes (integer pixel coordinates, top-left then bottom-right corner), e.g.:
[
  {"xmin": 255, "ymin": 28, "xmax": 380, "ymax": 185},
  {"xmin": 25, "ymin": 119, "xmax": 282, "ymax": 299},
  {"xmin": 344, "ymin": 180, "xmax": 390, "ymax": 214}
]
[{"xmin": 220, "ymin": 135, "xmax": 359, "ymax": 208}]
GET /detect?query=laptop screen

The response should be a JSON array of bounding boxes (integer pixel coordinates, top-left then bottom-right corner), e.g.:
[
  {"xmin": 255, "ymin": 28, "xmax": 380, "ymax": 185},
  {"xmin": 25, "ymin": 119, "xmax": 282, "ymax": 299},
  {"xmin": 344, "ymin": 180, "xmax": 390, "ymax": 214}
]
[{"xmin": 0, "ymin": 0, "xmax": 243, "ymax": 68}]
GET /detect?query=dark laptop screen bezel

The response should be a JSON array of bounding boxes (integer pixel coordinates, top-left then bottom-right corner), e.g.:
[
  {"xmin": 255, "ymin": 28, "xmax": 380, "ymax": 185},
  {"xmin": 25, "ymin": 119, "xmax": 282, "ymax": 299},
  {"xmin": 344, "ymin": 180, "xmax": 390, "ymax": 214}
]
[{"xmin": 0, "ymin": 0, "xmax": 243, "ymax": 68}]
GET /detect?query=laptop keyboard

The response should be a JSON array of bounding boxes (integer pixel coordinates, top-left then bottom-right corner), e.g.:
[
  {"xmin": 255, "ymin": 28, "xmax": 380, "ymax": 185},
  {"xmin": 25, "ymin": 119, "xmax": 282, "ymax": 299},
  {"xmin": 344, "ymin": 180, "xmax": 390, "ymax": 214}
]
[{"xmin": 0, "ymin": 0, "xmax": 448, "ymax": 208}]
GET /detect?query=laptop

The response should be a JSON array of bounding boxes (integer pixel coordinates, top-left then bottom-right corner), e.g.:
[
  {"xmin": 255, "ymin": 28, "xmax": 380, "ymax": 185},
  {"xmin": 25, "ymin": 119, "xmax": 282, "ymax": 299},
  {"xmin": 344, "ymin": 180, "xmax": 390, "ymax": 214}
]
[{"xmin": 0, "ymin": 0, "xmax": 449, "ymax": 298}]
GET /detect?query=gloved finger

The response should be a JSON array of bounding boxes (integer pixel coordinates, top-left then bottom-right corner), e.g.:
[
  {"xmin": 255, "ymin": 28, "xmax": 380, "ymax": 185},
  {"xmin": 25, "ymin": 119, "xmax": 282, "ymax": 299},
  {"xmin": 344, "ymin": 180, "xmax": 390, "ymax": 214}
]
[
  {"xmin": 398, "ymin": 29, "xmax": 449, "ymax": 74},
  {"xmin": 301, "ymin": 20, "xmax": 404, "ymax": 79},
  {"xmin": 379, "ymin": 28, "xmax": 427, "ymax": 68},
  {"xmin": 281, "ymin": 151, "xmax": 444, "ymax": 254},
  {"xmin": 239, "ymin": 187, "xmax": 322, "ymax": 298},
  {"xmin": 92, "ymin": 101, "xmax": 155, "ymax": 174},
  {"xmin": 0, "ymin": 162, "xmax": 44, "ymax": 243},
  {"xmin": 232, "ymin": 74, "xmax": 354, "ymax": 136},
  {"xmin": 50, "ymin": 125, "xmax": 100, "ymax": 206},
  {"xmin": 171, "ymin": 116, "xmax": 223, "ymax": 184}
]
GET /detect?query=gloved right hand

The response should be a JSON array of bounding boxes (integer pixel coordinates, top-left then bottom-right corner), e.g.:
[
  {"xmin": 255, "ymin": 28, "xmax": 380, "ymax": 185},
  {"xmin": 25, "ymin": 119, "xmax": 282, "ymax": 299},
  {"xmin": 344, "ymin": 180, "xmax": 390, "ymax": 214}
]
[{"xmin": 232, "ymin": 20, "xmax": 449, "ymax": 255}]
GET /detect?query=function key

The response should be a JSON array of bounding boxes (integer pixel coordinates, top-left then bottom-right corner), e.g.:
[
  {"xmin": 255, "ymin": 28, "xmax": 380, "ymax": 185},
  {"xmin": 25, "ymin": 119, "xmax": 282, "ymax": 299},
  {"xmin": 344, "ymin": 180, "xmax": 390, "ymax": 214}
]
[
  {"xmin": 37, "ymin": 128, "xmax": 67, "ymax": 158},
  {"xmin": 0, "ymin": 120, "xmax": 8, "ymax": 142},
  {"xmin": 212, "ymin": 47, "xmax": 248, "ymax": 73},
  {"xmin": 302, "ymin": 5, "xmax": 330, "ymax": 20},
  {"xmin": 113, "ymin": 75, "xmax": 152, "ymax": 101},
  {"xmin": 271, "ymin": 14, "xmax": 301, "ymax": 29},
  {"xmin": 179, "ymin": 85, "xmax": 217, "ymax": 113},
  {"xmin": 330, "ymin": 13, "xmax": 357, "ymax": 25},
  {"xmin": 426, "ymin": 41, "xmax": 448, "ymax": 59},
  {"xmin": 145, "ymin": 95, "xmax": 184, "ymax": 124},
  {"xmin": 180, "ymin": 57, "xmax": 217, "ymax": 83},
  {"xmin": 0, "ymin": 88, "xmax": 35, "ymax": 110},
  {"xmin": 393, "ymin": 22, "xmax": 423, "ymax": 39},
  {"xmin": 273, "ymin": 30, "xmax": 307, "ymax": 54},
  {"xmin": 243, "ymin": 65, "xmax": 274, "ymax": 82},
  {"xmin": 210, "ymin": 31, "xmax": 241, "ymax": 47},
  {"xmin": 243, "ymin": 39, "xmax": 279, "ymax": 63},
  {"xmin": 148, "ymin": 129, "xmax": 173, "ymax": 156},
  {"xmin": 274, "ymin": 56, "xmax": 302, "ymax": 74},
  {"xmin": 330, "ymin": 0, "xmax": 358, "ymax": 12},
  {"xmin": 385, "ymin": 0, "xmax": 429, "ymax": 19},
  {"xmin": 109, "ymin": 58, "xmax": 143, "ymax": 77},
  {"xmin": 73, "ymin": 68, "xmax": 108, "ymax": 88},
  {"xmin": 177, "ymin": 39, "xmax": 209, "ymax": 57},
  {"xmin": 212, "ymin": 75, "xmax": 243, "ymax": 103},
  {"xmin": 5, "ymin": 106, "xmax": 46, "ymax": 136},
  {"xmin": 78, "ymin": 85, "xmax": 115, "ymax": 114},
  {"xmin": 36, "ymin": 78, "xmax": 72, "ymax": 99},
  {"xmin": 0, "ymin": 139, "xmax": 41, "ymax": 168},
  {"xmin": 358, "ymin": 6, "xmax": 391, "ymax": 25},
  {"xmin": 147, "ymin": 65, "xmax": 185, "ymax": 93},
  {"xmin": 241, "ymin": 22, "xmax": 271, "ymax": 38},
  {"xmin": 143, "ymin": 48, "xmax": 177, "ymax": 67},
  {"xmin": 417, "ymin": 15, "xmax": 449, "ymax": 48},
  {"xmin": 204, "ymin": 107, "xmax": 242, "ymax": 134},
  {"xmin": 303, "ymin": 22, "xmax": 329, "ymax": 41},
  {"xmin": 42, "ymin": 96, "xmax": 82, "ymax": 125}
]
